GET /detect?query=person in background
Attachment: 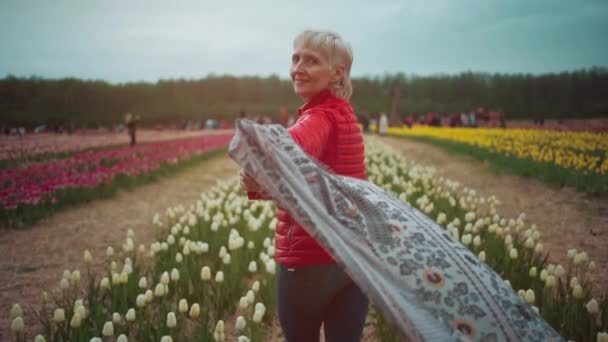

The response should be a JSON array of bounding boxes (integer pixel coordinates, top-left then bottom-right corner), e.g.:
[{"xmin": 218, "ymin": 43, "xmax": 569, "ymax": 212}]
[
  {"xmin": 240, "ymin": 29, "xmax": 369, "ymax": 342},
  {"xmin": 378, "ymin": 112, "xmax": 388, "ymax": 135},
  {"xmin": 125, "ymin": 112, "xmax": 139, "ymax": 146}
]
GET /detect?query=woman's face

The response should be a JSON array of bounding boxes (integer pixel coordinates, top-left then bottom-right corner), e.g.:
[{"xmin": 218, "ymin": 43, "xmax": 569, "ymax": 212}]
[{"xmin": 290, "ymin": 44, "xmax": 338, "ymax": 101}]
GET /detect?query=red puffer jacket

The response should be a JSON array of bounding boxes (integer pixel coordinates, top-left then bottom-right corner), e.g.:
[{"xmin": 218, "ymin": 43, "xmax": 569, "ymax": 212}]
[{"xmin": 249, "ymin": 89, "xmax": 367, "ymax": 267}]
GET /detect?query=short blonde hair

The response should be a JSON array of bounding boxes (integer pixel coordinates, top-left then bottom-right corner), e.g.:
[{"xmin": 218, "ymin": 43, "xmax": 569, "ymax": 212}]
[{"xmin": 293, "ymin": 30, "xmax": 354, "ymax": 99}]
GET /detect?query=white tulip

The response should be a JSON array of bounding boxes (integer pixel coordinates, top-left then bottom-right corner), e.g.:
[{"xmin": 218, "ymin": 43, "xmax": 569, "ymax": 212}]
[
  {"xmin": 117, "ymin": 334, "xmax": 128, "ymax": 342},
  {"xmin": 478, "ymin": 251, "xmax": 486, "ymax": 262},
  {"xmin": 535, "ymin": 243, "xmax": 544, "ymax": 254},
  {"xmin": 102, "ymin": 321, "xmax": 114, "ymax": 336},
  {"xmin": 167, "ymin": 312, "xmax": 177, "ymax": 328},
  {"xmin": 222, "ymin": 253, "xmax": 231, "ymax": 265},
  {"xmin": 554, "ymin": 265, "xmax": 565, "ymax": 277},
  {"xmin": 136, "ymin": 294, "xmax": 146, "ymax": 308},
  {"xmin": 215, "ymin": 271, "xmax": 224, "ymax": 283},
  {"xmin": 473, "ymin": 235, "xmax": 481, "ymax": 247},
  {"xmin": 179, "ymin": 299, "xmax": 189, "ymax": 313},
  {"xmin": 509, "ymin": 248, "xmax": 518, "ymax": 259},
  {"xmin": 54, "ymin": 308, "xmax": 65, "ymax": 322},
  {"xmin": 107, "ymin": 246, "xmax": 114, "ymax": 257},
  {"xmin": 265, "ymin": 259, "xmax": 276, "ymax": 275},
  {"xmin": 155, "ymin": 283, "xmax": 165, "ymax": 297},
  {"xmin": 572, "ymin": 285, "xmax": 583, "ymax": 299},
  {"xmin": 461, "ymin": 234, "xmax": 472, "ymax": 246},
  {"xmin": 139, "ymin": 277, "xmax": 147, "ymax": 289},
  {"xmin": 529, "ymin": 267, "xmax": 537, "ymax": 278},
  {"xmin": 60, "ymin": 278, "xmax": 70, "ymax": 290},
  {"xmin": 145, "ymin": 289, "xmax": 154, "ymax": 303},
  {"xmin": 126, "ymin": 308, "xmax": 136, "ymax": 321},
  {"xmin": 34, "ymin": 335, "xmax": 46, "ymax": 342},
  {"xmin": 586, "ymin": 299, "xmax": 599, "ymax": 314},
  {"xmin": 11, "ymin": 304, "xmax": 23, "ymax": 318},
  {"xmin": 597, "ymin": 332, "xmax": 608, "ymax": 342},
  {"xmin": 525, "ymin": 289, "xmax": 535, "ymax": 304},
  {"xmin": 112, "ymin": 312, "xmax": 121, "ymax": 324},
  {"xmin": 201, "ymin": 266, "xmax": 212, "ymax": 281},
  {"xmin": 567, "ymin": 248, "xmax": 578, "ymax": 259},
  {"xmin": 11, "ymin": 316, "xmax": 24, "ymax": 332},
  {"xmin": 160, "ymin": 336, "xmax": 173, "ymax": 342},
  {"xmin": 190, "ymin": 303, "xmax": 201, "ymax": 318},
  {"xmin": 171, "ymin": 268, "xmax": 180, "ymax": 282},
  {"xmin": 251, "ymin": 280, "xmax": 260, "ymax": 292},
  {"xmin": 248, "ymin": 261, "xmax": 257, "ymax": 273},
  {"xmin": 239, "ymin": 297, "xmax": 249, "ymax": 309},
  {"xmin": 236, "ymin": 316, "xmax": 247, "ymax": 330},
  {"xmin": 84, "ymin": 250, "xmax": 93, "ymax": 265},
  {"xmin": 70, "ymin": 312, "xmax": 82, "ymax": 328},
  {"xmin": 161, "ymin": 272, "xmax": 170, "ymax": 285}
]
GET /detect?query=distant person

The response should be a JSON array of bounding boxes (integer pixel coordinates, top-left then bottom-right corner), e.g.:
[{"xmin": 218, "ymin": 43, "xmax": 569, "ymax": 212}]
[
  {"xmin": 468, "ymin": 111, "xmax": 477, "ymax": 128},
  {"xmin": 378, "ymin": 112, "xmax": 388, "ymax": 135},
  {"xmin": 125, "ymin": 112, "xmax": 139, "ymax": 146}
]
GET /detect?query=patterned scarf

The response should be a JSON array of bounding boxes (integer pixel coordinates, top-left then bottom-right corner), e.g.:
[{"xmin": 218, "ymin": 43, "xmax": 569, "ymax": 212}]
[{"xmin": 228, "ymin": 119, "xmax": 562, "ymax": 341}]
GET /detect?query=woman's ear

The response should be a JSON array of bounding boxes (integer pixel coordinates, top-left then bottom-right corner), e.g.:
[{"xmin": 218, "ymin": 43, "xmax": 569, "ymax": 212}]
[{"xmin": 332, "ymin": 65, "xmax": 345, "ymax": 83}]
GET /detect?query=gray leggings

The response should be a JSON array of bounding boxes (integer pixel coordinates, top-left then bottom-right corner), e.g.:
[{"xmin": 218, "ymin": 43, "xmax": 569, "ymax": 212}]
[{"xmin": 278, "ymin": 263, "xmax": 369, "ymax": 342}]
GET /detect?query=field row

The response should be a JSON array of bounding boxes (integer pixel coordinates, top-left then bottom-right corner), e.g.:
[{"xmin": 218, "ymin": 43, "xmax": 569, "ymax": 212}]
[{"xmin": 7, "ymin": 141, "xmax": 607, "ymax": 341}]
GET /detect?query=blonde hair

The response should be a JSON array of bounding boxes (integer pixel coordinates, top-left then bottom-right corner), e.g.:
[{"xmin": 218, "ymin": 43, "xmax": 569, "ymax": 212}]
[{"xmin": 293, "ymin": 30, "xmax": 354, "ymax": 99}]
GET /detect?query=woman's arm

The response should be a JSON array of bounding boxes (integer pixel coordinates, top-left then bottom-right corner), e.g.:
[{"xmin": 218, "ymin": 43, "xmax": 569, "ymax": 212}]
[{"xmin": 245, "ymin": 110, "xmax": 333, "ymax": 200}]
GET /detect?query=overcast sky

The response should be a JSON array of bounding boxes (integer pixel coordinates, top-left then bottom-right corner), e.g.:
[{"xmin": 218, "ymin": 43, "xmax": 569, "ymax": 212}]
[{"xmin": 1, "ymin": 0, "xmax": 607, "ymax": 83}]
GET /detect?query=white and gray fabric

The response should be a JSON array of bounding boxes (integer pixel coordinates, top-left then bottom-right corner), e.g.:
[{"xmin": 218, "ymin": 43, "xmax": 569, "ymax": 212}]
[{"xmin": 228, "ymin": 119, "xmax": 563, "ymax": 341}]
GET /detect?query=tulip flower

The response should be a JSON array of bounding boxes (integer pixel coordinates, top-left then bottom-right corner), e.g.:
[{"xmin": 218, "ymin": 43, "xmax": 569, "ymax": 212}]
[
  {"xmin": 126, "ymin": 308, "xmax": 136, "ymax": 321},
  {"xmin": 11, "ymin": 316, "xmax": 24, "ymax": 332},
  {"xmin": 54, "ymin": 308, "xmax": 65, "ymax": 322},
  {"xmin": 112, "ymin": 312, "xmax": 121, "ymax": 324},
  {"xmin": 525, "ymin": 289, "xmax": 535, "ymax": 304},
  {"xmin": 117, "ymin": 335, "xmax": 128, "ymax": 342},
  {"xmin": 171, "ymin": 268, "xmax": 180, "ymax": 282},
  {"xmin": 251, "ymin": 281, "xmax": 260, "ymax": 292},
  {"xmin": 179, "ymin": 299, "xmax": 189, "ymax": 313},
  {"xmin": 248, "ymin": 261, "xmax": 257, "ymax": 273},
  {"xmin": 155, "ymin": 283, "xmax": 165, "ymax": 297},
  {"xmin": 11, "ymin": 304, "xmax": 23, "ymax": 318},
  {"xmin": 34, "ymin": 335, "xmax": 46, "ymax": 342},
  {"xmin": 190, "ymin": 303, "xmax": 201, "ymax": 318},
  {"xmin": 215, "ymin": 271, "xmax": 224, "ymax": 283},
  {"xmin": 201, "ymin": 266, "xmax": 211, "ymax": 281},
  {"xmin": 84, "ymin": 250, "xmax": 92, "ymax": 265},
  {"xmin": 70, "ymin": 312, "xmax": 82, "ymax": 328},
  {"xmin": 236, "ymin": 316, "xmax": 246, "ymax": 330},
  {"xmin": 161, "ymin": 272, "xmax": 170, "ymax": 285},
  {"xmin": 167, "ymin": 312, "xmax": 177, "ymax": 328},
  {"xmin": 102, "ymin": 321, "xmax": 114, "ymax": 336},
  {"xmin": 586, "ymin": 299, "xmax": 599, "ymax": 314}
]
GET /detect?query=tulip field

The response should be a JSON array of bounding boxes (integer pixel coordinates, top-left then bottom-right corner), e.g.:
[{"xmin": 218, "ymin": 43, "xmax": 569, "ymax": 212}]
[
  {"xmin": 0, "ymin": 133, "xmax": 233, "ymax": 228},
  {"xmin": 388, "ymin": 126, "xmax": 608, "ymax": 194},
  {"xmin": 6, "ymin": 140, "xmax": 608, "ymax": 341}
]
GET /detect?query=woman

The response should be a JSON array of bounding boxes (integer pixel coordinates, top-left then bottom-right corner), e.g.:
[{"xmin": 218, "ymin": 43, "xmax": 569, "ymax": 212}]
[{"xmin": 241, "ymin": 30, "xmax": 369, "ymax": 342}]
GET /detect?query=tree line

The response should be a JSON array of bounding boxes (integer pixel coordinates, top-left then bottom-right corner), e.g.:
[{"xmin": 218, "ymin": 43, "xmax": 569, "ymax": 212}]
[{"xmin": 1, "ymin": 67, "xmax": 606, "ymax": 127}]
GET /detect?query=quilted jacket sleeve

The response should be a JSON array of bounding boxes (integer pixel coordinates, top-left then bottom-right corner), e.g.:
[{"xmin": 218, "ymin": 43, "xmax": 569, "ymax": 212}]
[{"xmin": 288, "ymin": 110, "xmax": 333, "ymax": 159}]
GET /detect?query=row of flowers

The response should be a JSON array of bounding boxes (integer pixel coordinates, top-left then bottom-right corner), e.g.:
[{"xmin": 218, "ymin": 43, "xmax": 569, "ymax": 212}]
[
  {"xmin": 0, "ymin": 134, "xmax": 232, "ymax": 211},
  {"xmin": 388, "ymin": 126, "xmax": 608, "ymax": 175},
  {"xmin": 7, "ymin": 139, "xmax": 607, "ymax": 341},
  {"xmin": 0, "ymin": 130, "xmax": 229, "ymax": 163}
]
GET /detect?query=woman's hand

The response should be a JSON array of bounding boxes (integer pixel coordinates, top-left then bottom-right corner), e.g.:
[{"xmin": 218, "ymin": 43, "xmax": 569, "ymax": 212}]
[{"xmin": 240, "ymin": 169, "xmax": 260, "ymax": 192}]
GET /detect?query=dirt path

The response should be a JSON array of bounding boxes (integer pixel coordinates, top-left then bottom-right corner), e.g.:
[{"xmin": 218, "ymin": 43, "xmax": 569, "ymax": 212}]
[
  {"xmin": 0, "ymin": 154, "xmax": 239, "ymax": 339},
  {"xmin": 378, "ymin": 136, "xmax": 608, "ymax": 294}
]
